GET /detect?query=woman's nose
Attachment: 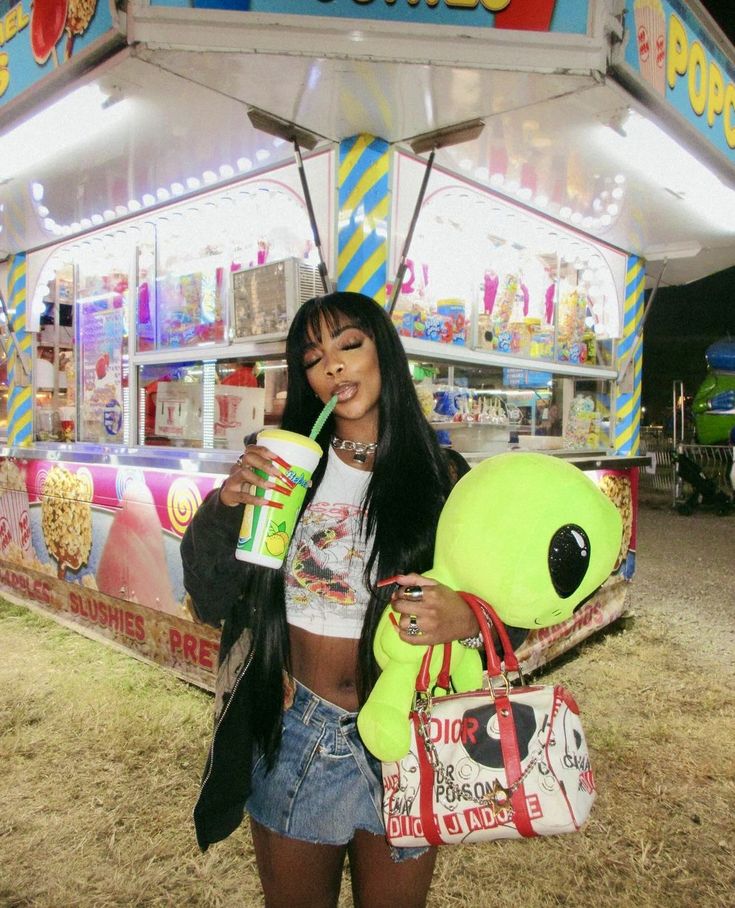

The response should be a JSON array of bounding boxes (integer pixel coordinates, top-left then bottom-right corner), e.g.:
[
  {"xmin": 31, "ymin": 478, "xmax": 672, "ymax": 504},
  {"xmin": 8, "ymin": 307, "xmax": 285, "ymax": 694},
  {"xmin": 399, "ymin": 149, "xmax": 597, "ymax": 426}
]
[{"xmin": 324, "ymin": 356, "xmax": 344, "ymax": 376}]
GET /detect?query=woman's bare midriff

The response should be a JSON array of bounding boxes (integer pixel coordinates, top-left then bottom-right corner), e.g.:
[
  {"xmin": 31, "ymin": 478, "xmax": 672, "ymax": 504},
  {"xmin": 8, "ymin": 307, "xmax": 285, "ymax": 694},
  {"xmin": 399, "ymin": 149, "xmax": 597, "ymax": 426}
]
[{"xmin": 288, "ymin": 625, "xmax": 361, "ymax": 711}]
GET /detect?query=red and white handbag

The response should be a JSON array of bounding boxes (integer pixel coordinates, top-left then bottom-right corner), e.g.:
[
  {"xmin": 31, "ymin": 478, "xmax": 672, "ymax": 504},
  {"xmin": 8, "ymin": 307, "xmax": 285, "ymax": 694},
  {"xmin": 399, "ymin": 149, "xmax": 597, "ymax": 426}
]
[{"xmin": 382, "ymin": 593, "xmax": 596, "ymax": 847}]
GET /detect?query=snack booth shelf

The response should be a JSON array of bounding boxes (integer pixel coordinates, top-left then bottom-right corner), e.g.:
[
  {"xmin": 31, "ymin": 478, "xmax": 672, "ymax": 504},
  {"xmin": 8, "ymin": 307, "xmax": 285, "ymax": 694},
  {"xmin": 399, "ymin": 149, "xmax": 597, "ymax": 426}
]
[{"xmin": 0, "ymin": 0, "xmax": 733, "ymax": 686}]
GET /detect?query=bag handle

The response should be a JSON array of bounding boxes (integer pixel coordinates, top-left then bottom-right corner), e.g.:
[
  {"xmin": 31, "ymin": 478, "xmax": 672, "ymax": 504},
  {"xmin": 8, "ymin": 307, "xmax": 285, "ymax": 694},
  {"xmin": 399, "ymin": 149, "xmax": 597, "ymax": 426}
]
[
  {"xmin": 458, "ymin": 592, "xmax": 521, "ymax": 678},
  {"xmin": 412, "ymin": 594, "xmax": 520, "ymax": 695},
  {"xmin": 415, "ymin": 643, "xmax": 453, "ymax": 694}
]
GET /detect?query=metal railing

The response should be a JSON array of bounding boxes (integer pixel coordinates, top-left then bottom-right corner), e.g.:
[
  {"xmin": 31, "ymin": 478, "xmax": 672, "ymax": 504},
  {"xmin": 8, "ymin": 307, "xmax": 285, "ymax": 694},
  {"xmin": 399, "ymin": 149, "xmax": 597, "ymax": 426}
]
[
  {"xmin": 674, "ymin": 443, "xmax": 734, "ymax": 496},
  {"xmin": 639, "ymin": 428, "xmax": 675, "ymax": 494},
  {"xmin": 639, "ymin": 428, "xmax": 734, "ymax": 501}
]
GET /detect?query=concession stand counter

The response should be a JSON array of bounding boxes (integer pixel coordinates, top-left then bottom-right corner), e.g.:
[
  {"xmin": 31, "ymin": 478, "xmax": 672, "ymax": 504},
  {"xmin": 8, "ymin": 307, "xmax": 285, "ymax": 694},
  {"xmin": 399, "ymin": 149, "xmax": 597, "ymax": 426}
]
[{"xmin": 0, "ymin": 0, "xmax": 733, "ymax": 686}]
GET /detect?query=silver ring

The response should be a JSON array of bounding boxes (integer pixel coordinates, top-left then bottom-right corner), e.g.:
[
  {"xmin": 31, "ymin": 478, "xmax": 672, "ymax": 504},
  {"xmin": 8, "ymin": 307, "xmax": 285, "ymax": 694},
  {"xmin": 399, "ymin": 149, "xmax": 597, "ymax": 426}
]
[
  {"xmin": 403, "ymin": 585, "xmax": 424, "ymax": 602},
  {"xmin": 406, "ymin": 615, "xmax": 421, "ymax": 637},
  {"xmin": 236, "ymin": 454, "xmax": 244, "ymax": 466}
]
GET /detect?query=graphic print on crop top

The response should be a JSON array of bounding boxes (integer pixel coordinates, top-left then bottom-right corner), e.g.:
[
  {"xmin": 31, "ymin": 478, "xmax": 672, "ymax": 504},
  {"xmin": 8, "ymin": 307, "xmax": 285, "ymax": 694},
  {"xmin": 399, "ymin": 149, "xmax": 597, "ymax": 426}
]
[{"xmin": 285, "ymin": 450, "xmax": 372, "ymax": 639}]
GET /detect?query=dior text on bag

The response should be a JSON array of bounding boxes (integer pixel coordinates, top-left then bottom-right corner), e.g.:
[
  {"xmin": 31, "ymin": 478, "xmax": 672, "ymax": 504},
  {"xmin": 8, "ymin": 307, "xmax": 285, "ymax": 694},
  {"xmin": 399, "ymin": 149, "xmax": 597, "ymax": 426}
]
[{"xmin": 382, "ymin": 592, "xmax": 596, "ymax": 847}]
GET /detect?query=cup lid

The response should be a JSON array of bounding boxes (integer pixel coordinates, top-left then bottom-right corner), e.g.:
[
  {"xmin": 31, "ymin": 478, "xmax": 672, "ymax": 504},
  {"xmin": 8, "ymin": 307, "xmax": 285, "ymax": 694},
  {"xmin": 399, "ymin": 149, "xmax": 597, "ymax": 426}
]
[{"xmin": 258, "ymin": 428, "xmax": 323, "ymax": 456}]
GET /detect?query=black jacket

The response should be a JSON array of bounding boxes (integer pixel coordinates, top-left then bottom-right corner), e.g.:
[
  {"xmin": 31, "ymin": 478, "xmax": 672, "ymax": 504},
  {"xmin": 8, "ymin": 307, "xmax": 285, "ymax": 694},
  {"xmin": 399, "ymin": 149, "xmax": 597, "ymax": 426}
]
[{"xmin": 181, "ymin": 489, "xmax": 259, "ymax": 850}]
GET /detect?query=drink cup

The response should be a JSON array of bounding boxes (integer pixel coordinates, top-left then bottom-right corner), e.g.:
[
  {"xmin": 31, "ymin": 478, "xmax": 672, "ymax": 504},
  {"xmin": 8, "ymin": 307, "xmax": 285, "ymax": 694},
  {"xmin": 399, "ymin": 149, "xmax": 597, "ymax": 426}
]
[{"xmin": 235, "ymin": 428, "xmax": 323, "ymax": 569}]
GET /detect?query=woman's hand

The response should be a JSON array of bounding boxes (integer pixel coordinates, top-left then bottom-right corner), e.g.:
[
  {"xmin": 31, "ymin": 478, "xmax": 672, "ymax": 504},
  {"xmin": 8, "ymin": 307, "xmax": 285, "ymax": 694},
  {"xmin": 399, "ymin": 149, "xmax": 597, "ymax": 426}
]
[
  {"xmin": 381, "ymin": 573, "xmax": 481, "ymax": 646},
  {"xmin": 219, "ymin": 444, "xmax": 294, "ymax": 510}
]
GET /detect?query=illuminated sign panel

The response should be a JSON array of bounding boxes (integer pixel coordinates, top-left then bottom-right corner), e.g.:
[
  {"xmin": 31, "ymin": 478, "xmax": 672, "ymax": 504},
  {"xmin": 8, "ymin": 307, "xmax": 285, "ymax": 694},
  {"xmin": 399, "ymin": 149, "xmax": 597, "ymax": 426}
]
[
  {"xmin": 0, "ymin": 0, "xmax": 118, "ymax": 108},
  {"xmin": 621, "ymin": 0, "xmax": 735, "ymax": 159}
]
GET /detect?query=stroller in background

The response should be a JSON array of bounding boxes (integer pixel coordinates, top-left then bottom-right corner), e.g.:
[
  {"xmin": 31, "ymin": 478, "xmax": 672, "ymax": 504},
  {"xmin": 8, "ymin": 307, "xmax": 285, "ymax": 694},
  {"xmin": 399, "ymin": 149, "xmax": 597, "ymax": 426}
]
[{"xmin": 672, "ymin": 450, "xmax": 734, "ymax": 516}]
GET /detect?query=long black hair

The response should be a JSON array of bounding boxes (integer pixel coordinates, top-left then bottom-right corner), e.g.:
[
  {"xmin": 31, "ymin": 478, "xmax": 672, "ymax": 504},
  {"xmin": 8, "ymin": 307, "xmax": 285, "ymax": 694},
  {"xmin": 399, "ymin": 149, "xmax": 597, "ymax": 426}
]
[{"xmin": 249, "ymin": 291, "xmax": 454, "ymax": 761}]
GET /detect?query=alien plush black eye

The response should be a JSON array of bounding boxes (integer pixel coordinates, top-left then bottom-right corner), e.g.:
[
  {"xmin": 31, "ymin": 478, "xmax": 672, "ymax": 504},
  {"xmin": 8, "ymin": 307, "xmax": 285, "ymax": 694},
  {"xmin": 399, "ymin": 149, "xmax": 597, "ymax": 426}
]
[{"xmin": 548, "ymin": 524, "xmax": 590, "ymax": 598}]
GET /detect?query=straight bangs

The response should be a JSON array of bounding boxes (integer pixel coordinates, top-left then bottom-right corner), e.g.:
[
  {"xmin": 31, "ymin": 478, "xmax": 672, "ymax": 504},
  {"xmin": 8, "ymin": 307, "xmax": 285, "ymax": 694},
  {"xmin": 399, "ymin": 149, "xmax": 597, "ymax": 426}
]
[{"xmin": 289, "ymin": 295, "xmax": 377, "ymax": 367}]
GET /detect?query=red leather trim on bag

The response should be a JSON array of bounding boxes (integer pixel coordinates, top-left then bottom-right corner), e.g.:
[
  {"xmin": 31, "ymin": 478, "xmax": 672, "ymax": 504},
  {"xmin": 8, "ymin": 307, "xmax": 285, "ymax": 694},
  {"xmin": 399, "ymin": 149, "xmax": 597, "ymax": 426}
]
[
  {"xmin": 412, "ymin": 712, "xmax": 444, "ymax": 845},
  {"xmin": 457, "ymin": 592, "xmax": 535, "ymax": 836},
  {"xmin": 495, "ymin": 694, "xmax": 536, "ymax": 838},
  {"xmin": 457, "ymin": 592, "xmax": 521, "ymax": 674},
  {"xmin": 436, "ymin": 644, "xmax": 452, "ymax": 691},
  {"xmin": 416, "ymin": 647, "xmax": 433, "ymax": 693},
  {"xmin": 559, "ymin": 686, "xmax": 581, "ymax": 715}
]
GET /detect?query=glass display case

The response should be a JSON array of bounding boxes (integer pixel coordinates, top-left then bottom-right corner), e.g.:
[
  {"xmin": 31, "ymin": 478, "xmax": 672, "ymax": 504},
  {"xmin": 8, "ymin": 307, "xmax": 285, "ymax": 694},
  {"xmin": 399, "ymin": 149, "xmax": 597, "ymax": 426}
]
[
  {"xmin": 134, "ymin": 177, "xmax": 324, "ymax": 356},
  {"xmin": 33, "ymin": 262, "xmax": 75, "ymax": 442},
  {"xmin": 76, "ymin": 232, "xmax": 130, "ymax": 445},
  {"xmin": 28, "ymin": 157, "xmax": 330, "ymax": 450},
  {"xmin": 137, "ymin": 356, "xmax": 285, "ymax": 449},
  {"xmin": 26, "ymin": 150, "xmax": 622, "ymax": 457},
  {"xmin": 406, "ymin": 357, "xmax": 611, "ymax": 462},
  {"xmin": 390, "ymin": 153, "xmax": 625, "ymax": 372}
]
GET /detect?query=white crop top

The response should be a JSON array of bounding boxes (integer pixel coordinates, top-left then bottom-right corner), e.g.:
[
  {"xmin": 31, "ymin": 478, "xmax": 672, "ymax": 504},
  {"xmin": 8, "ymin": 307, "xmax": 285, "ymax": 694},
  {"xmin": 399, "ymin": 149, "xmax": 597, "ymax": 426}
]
[{"xmin": 285, "ymin": 447, "xmax": 375, "ymax": 639}]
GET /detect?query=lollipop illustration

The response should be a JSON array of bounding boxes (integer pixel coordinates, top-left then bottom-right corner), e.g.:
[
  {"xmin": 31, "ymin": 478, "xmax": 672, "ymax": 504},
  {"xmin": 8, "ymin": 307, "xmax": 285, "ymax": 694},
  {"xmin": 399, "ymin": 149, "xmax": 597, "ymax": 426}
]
[
  {"xmin": 30, "ymin": 0, "xmax": 99, "ymax": 65},
  {"xmin": 30, "ymin": 0, "xmax": 69, "ymax": 65}
]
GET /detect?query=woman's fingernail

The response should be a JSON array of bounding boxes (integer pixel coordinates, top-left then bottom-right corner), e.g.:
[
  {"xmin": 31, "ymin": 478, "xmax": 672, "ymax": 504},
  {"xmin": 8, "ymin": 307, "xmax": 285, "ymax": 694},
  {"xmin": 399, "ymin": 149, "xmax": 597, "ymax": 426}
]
[
  {"xmin": 271, "ymin": 455, "xmax": 292, "ymax": 470},
  {"xmin": 377, "ymin": 574, "xmax": 402, "ymax": 588},
  {"xmin": 272, "ymin": 484, "xmax": 293, "ymax": 496},
  {"xmin": 264, "ymin": 500, "xmax": 284, "ymax": 510}
]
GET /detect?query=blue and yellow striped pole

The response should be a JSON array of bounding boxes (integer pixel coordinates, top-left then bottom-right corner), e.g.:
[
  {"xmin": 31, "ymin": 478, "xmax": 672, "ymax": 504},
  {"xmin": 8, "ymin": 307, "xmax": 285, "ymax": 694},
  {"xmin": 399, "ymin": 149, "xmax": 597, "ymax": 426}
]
[
  {"xmin": 6, "ymin": 253, "xmax": 33, "ymax": 447},
  {"xmin": 613, "ymin": 255, "xmax": 645, "ymax": 455},
  {"xmin": 337, "ymin": 135, "xmax": 390, "ymax": 305}
]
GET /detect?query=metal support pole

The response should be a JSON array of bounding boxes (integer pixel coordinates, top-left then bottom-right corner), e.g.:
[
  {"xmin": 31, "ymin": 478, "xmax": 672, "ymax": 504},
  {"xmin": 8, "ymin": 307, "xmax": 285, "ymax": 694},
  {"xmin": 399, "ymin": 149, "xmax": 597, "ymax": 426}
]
[
  {"xmin": 387, "ymin": 149, "xmax": 435, "ymax": 316},
  {"xmin": 293, "ymin": 140, "xmax": 332, "ymax": 295}
]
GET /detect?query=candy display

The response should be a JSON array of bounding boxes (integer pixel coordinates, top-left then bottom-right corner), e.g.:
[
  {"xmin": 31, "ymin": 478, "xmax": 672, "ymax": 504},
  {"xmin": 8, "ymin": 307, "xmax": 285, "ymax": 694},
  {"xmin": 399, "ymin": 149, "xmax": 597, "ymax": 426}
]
[{"xmin": 566, "ymin": 393, "xmax": 601, "ymax": 448}]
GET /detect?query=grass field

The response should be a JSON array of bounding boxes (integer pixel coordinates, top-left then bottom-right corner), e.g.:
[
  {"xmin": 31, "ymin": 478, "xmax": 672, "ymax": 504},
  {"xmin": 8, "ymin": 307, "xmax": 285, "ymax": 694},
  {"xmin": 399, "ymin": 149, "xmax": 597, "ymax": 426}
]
[{"xmin": 1, "ymin": 504, "xmax": 733, "ymax": 907}]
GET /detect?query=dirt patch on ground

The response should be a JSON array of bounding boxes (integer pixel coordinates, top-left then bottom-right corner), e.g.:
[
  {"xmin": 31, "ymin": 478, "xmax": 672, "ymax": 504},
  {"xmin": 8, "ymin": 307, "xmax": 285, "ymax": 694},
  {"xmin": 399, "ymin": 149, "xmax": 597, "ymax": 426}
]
[
  {"xmin": 0, "ymin": 499, "xmax": 733, "ymax": 907},
  {"xmin": 629, "ymin": 494, "xmax": 735, "ymax": 670}
]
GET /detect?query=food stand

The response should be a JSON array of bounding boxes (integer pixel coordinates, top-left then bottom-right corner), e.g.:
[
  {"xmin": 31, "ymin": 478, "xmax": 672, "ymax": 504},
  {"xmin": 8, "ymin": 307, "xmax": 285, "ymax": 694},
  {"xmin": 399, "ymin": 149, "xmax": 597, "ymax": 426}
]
[{"xmin": 0, "ymin": 0, "xmax": 733, "ymax": 686}]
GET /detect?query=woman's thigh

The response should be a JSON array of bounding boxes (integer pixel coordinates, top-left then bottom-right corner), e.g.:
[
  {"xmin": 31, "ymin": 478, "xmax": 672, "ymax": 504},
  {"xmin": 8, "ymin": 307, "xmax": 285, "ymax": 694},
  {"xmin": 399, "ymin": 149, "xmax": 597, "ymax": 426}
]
[
  {"xmin": 250, "ymin": 818, "xmax": 348, "ymax": 908},
  {"xmin": 347, "ymin": 829, "xmax": 438, "ymax": 908}
]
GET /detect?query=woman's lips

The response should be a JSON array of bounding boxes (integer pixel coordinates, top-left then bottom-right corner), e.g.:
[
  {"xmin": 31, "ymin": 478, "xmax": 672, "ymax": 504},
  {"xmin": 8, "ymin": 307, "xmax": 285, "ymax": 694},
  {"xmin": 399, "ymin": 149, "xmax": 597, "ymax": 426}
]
[{"xmin": 333, "ymin": 383, "xmax": 358, "ymax": 402}]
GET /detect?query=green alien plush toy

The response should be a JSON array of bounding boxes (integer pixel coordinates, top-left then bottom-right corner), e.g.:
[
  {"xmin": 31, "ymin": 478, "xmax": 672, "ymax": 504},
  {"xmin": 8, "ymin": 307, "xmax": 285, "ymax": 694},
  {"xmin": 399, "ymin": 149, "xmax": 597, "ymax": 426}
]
[
  {"xmin": 361, "ymin": 607, "xmax": 482, "ymax": 762},
  {"xmin": 357, "ymin": 452, "xmax": 623, "ymax": 762}
]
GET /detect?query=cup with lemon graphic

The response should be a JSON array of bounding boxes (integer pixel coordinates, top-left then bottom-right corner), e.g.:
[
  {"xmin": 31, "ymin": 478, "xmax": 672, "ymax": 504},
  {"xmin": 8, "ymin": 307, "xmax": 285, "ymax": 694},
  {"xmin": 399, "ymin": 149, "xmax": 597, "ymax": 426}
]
[{"xmin": 235, "ymin": 428, "xmax": 323, "ymax": 569}]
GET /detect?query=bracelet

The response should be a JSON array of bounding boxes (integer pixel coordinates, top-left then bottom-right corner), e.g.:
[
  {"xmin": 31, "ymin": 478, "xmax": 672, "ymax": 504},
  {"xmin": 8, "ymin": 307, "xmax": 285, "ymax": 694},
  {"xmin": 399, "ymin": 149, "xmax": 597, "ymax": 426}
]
[{"xmin": 459, "ymin": 633, "xmax": 484, "ymax": 649}]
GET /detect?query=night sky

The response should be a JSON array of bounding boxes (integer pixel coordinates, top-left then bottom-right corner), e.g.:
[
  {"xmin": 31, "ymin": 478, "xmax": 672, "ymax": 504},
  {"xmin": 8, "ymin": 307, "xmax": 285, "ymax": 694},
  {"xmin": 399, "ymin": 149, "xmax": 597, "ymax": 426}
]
[
  {"xmin": 642, "ymin": 268, "xmax": 735, "ymax": 424},
  {"xmin": 640, "ymin": 1, "xmax": 735, "ymax": 426},
  {"xmin": 698, "ymin": 0, "xmax": 734, "ymax": 43}
]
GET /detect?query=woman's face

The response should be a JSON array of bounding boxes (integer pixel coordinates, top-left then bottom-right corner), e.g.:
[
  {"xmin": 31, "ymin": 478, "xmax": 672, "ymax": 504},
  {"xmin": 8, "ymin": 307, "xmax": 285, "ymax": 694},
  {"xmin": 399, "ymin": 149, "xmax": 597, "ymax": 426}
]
[{"xmin": 302, "ymin": 314, "xmax": 381, "ymax": 435}]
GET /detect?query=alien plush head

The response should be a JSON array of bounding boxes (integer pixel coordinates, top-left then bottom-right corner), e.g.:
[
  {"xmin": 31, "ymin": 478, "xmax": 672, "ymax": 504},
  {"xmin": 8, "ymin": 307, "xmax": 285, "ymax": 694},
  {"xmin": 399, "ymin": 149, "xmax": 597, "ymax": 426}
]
[{"xmin": 424, "ymin": 452, "xmax": 623, "ymax": 628}]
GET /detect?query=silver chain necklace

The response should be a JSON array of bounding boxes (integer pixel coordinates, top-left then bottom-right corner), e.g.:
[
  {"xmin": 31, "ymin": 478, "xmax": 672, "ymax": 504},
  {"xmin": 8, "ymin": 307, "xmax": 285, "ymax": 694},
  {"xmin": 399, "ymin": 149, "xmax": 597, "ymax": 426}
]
[{"xmin": 331, "ymin": 436, "xmax": 378, "ymax": 464}]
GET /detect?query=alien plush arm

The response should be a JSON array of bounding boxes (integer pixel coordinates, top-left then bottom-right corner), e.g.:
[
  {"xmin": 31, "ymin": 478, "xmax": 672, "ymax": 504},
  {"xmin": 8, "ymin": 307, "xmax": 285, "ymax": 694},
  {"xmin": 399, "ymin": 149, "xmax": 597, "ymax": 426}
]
[{"xmin": 357, "ymin": 608, "xmax": 482, "ymax": 762}]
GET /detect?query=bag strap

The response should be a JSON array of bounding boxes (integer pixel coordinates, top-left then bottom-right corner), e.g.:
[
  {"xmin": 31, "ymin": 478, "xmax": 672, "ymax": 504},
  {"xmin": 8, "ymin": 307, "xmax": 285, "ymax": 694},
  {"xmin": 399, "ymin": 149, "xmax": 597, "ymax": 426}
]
[
  {"xmin": 415, "ymin": 643, "xmax": 453, "ymax": 694},
  {"xmin": 458, "ymin": 592, "xmax": 521, "ymax": 677},
  {"xmin": 458, "ymin": 594, "xmax": 535, "ymax": 836},
  {"xmin": 412, "ymin": 593, "xmax": 519, "ymax": 695}
]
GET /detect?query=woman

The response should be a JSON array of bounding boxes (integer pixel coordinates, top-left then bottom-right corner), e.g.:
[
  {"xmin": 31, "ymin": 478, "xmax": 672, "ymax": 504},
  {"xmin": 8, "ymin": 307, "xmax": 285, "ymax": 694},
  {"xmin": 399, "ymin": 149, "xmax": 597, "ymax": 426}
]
[{"xmin": 182, "ymin": 291, "xmax": 481, "ymax": 908}]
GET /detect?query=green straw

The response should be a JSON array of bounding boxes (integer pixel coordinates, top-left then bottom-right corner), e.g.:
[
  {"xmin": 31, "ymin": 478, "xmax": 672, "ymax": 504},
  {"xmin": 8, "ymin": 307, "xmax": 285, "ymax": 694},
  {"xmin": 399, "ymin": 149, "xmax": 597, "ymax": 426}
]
[{"xmin": 309, "ymin": 394, "xmax": 338, "ymax": 440}]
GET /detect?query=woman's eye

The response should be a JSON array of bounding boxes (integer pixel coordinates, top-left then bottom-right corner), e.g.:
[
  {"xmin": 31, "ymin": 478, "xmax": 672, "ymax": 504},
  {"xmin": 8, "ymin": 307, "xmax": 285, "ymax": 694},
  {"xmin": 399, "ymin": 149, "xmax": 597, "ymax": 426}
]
[
  {"xmin": 303, "ymin": 354, "xmax": 321, "ymax": 370},
  {"xmin": 341, "ymin": 339, "xmax": 363, "ymax": 352}
]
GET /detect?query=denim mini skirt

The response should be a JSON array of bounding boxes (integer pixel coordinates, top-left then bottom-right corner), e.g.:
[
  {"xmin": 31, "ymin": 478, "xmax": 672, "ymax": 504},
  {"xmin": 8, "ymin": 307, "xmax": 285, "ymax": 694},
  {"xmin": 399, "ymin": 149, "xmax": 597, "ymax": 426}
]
[{"xmin": 246, "ymin": 680, "xmax": 428, "ymax": 863}]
